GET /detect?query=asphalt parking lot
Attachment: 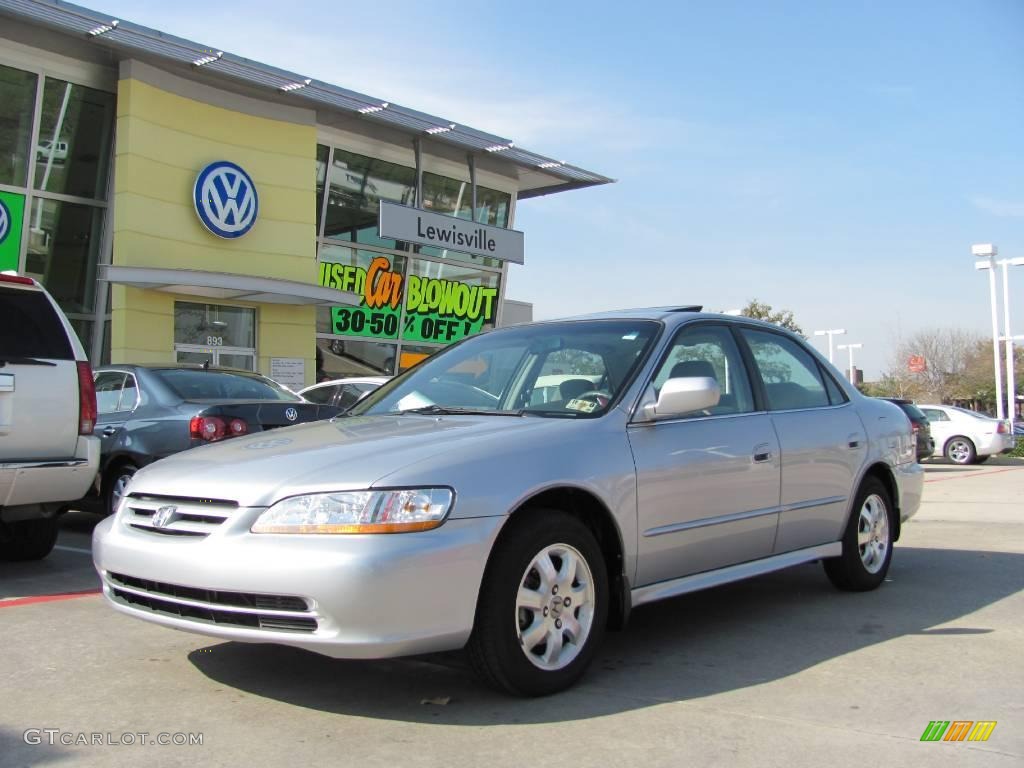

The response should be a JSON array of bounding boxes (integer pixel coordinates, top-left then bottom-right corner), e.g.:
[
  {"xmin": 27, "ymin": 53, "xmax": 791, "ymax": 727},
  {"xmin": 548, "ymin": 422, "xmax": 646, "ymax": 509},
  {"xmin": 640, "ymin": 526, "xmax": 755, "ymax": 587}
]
[{"xmin": 1, "ymin": 459, "xmax": 1022, "ymax": 767}]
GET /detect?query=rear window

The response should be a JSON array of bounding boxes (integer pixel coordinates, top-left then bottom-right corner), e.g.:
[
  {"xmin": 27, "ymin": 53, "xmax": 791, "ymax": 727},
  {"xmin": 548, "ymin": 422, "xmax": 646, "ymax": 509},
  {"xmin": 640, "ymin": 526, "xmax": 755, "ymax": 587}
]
[
  {"xmin": 0, "ymin": 286, "xmax": 74, "ymax": 360},
  {"xmin": 153, "ymin": 369, "xmax": 300, "ymax": 401}
]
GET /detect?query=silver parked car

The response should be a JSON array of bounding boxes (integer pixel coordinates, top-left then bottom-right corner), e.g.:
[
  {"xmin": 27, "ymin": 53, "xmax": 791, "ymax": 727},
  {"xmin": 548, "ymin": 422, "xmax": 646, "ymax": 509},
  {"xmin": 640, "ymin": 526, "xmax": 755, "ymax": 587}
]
[{"xmin": 93, "ymin": 308, "xmax": 922, "ymax": 695}]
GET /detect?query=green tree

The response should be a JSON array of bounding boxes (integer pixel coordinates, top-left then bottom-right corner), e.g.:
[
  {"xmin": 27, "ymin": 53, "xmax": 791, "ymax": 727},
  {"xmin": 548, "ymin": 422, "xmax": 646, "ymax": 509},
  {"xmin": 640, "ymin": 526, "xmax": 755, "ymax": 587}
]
[{"xmin": 736, "ymin": 299, "xmax": 804, "ymax": 336}]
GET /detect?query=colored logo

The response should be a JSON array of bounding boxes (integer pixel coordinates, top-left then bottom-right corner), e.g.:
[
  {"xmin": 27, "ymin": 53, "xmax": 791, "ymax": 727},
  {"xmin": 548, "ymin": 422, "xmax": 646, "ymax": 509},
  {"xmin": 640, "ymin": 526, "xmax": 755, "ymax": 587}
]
[
  {"xmin": 193, "ymin": 161, "xmax": 259, "ymax": 239},
  {"xmin": 920, "ymin": 721, "xmax": 997, "ymax": 742},
  {"xmin": 152, "ymin": 506, "xmax": 177, "ymax": 528},
  {"xmin": 0, "ymin": 199, "xmax": 10, "ymax": 245},
  {"xmin": 284, "ymin": 407, "xmax": 298, "ymax": 422}
]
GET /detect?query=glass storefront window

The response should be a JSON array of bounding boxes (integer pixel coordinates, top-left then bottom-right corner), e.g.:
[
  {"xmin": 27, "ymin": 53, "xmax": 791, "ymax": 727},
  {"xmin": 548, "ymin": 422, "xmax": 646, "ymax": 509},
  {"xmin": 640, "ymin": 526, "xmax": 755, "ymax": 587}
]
[
  {"xmin": 24, "ymin": 198, "xmax": 104, "ymax": 314},
  {"xmin": 317, "ymin": 337, "xmax": 396, "ymax": 377},
  {"xmin": 34, "ymin": 77, "xmax": 115, "ymax": 200},
  {"xmin": 0, "ymin": 64, "xmax": 38, "ymax": 187},
  {"xmin": 315, "ymin": 143, "xmax": 329, "ymax": 234},
  {"xmin": 402, "ymin": 258, "xmax": 500, "ymax": 344},
  {"xmin": 397, "ymin": 343, "xmax": 439, "ymax": 373},
  {"xmin": 174, "ymin": 302, "xmax": 256, "ymax": 349},
  {"xmin": 322, "ymin": 148, "xmax": 415, "ymax": 247},
  {"xmin": 416, "ymin": 172, "xmax": 509, "ymax": 267}
]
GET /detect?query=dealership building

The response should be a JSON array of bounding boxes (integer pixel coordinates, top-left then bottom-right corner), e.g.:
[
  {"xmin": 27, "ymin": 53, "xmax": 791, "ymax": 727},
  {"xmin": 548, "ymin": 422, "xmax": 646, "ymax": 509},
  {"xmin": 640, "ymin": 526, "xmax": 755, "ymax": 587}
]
[{"xmin": 0, "ymin": 0, "xmax": 609, "ymax": 387}]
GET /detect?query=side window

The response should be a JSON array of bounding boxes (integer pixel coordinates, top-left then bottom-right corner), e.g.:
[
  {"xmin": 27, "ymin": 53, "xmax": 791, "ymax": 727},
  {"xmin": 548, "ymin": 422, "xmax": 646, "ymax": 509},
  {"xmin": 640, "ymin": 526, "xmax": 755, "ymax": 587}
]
[
  {"xmin": 94, "ymin": 372, "xmax": 126, "ymax": 415},
  {"xmin": 822, "ymin": 368, "xmax": 848, "ymax": 405},
  {"xmin": 303, "ymin": 386, "xmax": 336, "ymax": 405},
  {"xmin": 922, "ymin": 408, "xmax": 948, "ymax": 422},
  {"xmin": 118, "ymin": 374, "xmax": 139, "ymax": 411},
  {"xmin": 650, "ymin": 325, "xmax": 754, "ymax": 416},
  {"xmin": 740, "ymin": 329, "xmax": 830, "ymax": 410},
  {"xmin": 336, "ymin": 385, "xmax": 364, "ymax": 411}
]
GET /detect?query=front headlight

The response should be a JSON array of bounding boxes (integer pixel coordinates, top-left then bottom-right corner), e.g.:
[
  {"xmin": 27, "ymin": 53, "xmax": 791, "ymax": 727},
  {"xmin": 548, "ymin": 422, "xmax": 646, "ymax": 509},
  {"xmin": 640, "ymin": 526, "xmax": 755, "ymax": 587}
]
[{"xmin": 250, "ymin": 488, "xmax": 454, "ymax": 534}]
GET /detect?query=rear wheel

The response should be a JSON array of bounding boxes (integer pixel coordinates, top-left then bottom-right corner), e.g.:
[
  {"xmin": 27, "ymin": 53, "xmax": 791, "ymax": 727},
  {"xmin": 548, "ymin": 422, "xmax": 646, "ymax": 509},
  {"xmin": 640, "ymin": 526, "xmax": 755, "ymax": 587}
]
[
  {"xmin": 944, "ymin": 436, "xmax": 976, "ymax": 465},
  {"xmin": 467, "ymin": 509, "xmax": 608, "ymax": 696},
  {"xmin": 106, "ymin": 463, "xmax": 138, "ymax": 516},
  {"xmin": 824, "ymin": 477, "xmax": 894, "ymax": 591},
  {"xmin": 0, "ymin": 516, "xmax": 60, "ymax": 561}
]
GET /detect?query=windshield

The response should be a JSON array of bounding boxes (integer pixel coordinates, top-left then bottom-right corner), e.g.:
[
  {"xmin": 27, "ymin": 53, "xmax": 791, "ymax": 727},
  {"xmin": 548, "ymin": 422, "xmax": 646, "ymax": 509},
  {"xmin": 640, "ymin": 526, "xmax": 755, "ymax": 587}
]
[
  {"xmin": 351, "ymin": 320, "xmax": 661, "ymax": 418},
  {"xmin": 155, "ymin": 369, "xmax": 301, "ymax": 401}
]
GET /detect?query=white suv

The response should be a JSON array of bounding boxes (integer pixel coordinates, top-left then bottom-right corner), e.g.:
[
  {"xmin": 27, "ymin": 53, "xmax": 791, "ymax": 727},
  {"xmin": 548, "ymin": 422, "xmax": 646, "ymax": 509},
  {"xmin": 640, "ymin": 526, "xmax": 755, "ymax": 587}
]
[{"xmin": 0, "ymin": 274, "xmax": 99, "ymax": 559}]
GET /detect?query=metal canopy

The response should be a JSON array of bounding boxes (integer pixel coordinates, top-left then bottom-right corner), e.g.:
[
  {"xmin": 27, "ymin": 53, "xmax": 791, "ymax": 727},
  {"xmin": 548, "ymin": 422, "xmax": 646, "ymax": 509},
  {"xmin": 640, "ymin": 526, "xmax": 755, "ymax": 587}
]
[
  {"xmin": 100, "ymin": 265, "xmax": 360, "ymax": 307},
  {"xmin": 0, "ymin": 0, "xmax": 614, "ymax": 198}
]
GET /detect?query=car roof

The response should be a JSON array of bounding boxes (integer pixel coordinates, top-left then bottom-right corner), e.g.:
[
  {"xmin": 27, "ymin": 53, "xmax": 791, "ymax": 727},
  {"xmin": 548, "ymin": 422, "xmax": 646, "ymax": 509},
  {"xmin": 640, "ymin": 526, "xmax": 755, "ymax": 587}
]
[{"xmin": 526, "ymin": 306, "xmax": 786, "ymax": 330}]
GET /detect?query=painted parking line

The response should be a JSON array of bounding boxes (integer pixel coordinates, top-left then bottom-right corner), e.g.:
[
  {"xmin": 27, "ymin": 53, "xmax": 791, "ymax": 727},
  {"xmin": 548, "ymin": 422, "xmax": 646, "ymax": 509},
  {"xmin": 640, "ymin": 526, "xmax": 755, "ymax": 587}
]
[
  {"xmin": 54, "ymin": 544, "xmax": 93, "ymax": 555},
  {"xmin": 0, "ymin": 589, "xmax": 102, "ymax": 609},
  {"xmin": 924, "ymin": 466, "xmax": 1021, "ymax": 484}
]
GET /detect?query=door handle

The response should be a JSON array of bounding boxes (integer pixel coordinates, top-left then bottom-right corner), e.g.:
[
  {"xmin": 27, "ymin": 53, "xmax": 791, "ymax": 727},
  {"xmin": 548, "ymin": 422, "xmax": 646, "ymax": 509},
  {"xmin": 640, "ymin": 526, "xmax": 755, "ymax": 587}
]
[
  {"xmin": 753, "ymin": 443, "xmax": 773, "ymax": 463},
  {"xmin": 102, "ymin": 426, "xmax": 117, "ymax": 437},
  {"xmin": 847, "ymin": 432, "xmax": 862, "ymax": 449}
]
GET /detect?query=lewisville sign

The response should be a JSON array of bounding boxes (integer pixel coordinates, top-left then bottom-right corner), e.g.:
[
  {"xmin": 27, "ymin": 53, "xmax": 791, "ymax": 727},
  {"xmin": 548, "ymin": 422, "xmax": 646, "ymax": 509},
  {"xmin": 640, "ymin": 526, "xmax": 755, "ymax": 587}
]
[
  {"xmin": 378, "ymin": 201, "xmax": 524, "ymax": 264},
  {"xmin": 319, "ymin": 257, "xmax": 498, "ymax": 344}
]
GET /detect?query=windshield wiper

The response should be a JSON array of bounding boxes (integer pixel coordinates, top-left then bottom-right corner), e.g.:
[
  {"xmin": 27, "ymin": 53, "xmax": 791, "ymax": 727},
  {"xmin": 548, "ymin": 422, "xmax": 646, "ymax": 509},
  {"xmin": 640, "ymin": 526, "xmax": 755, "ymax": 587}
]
[
  {"xmin": 0, "ymin": 356, "xmax": 57, "ymax": 367},
  {"xmin": 398, "ymin": 404, "xmax": 524, "ymax": 417}
]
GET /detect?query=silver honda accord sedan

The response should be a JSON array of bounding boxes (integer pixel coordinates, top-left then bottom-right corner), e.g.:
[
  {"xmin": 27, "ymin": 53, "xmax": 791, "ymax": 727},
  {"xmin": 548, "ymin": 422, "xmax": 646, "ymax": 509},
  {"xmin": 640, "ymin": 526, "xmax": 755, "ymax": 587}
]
[{"xmin": 93, "ymin": 307, "xmax": 923, "ymax": 696}]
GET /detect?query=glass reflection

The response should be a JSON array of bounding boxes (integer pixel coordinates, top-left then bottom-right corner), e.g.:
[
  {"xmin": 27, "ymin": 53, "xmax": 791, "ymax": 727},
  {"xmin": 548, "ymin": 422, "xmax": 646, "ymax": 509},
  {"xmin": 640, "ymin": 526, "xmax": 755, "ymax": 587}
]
[{"xmin": 0, "ymin": 64, "xmax": 38, "ymax": 187}]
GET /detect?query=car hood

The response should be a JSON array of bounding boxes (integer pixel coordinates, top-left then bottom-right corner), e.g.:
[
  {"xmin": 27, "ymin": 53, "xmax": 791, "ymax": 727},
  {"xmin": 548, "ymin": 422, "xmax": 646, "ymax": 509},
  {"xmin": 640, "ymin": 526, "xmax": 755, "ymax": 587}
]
[{"xmin": 126, "ymin": 413, "xmax": 578, "ymax": 507}]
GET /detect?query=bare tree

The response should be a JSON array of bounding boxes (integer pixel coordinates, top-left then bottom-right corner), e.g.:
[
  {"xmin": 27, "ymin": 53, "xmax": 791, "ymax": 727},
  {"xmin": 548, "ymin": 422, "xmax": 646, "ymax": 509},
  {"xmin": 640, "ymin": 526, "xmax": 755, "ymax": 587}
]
[{"xmin": 882, "ymin": 328, "xmax": 982, "ymax": 402}]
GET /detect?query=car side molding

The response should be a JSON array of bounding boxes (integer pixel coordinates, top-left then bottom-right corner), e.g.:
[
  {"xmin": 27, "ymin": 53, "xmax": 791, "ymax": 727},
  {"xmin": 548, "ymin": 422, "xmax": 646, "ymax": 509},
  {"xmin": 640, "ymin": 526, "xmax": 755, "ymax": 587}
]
[{"xmin": 630, "ymin": 542, "xmax": 843, "ymax": 607}]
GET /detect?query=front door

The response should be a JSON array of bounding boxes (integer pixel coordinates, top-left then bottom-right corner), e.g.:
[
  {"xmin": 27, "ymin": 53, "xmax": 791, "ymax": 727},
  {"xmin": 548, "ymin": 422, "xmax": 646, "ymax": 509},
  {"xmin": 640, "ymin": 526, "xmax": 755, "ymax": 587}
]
[{"xmin": 629, "ymin": 323, "xmax": 781, "ymax": 586}]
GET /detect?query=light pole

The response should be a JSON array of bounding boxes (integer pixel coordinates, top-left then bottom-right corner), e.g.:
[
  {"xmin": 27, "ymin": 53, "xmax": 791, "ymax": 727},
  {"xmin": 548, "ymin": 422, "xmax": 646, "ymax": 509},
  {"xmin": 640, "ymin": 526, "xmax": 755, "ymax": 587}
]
[
  {"xmin": 813, "ymin": 328, "xmax": 846, "ymax": 364},
  {"xmin": 972, "ymin": 244, "xmax": 1021, "ymax": 422},
  {"xmin": 837, "ymin": 343, "xmax": 862, "ymax": 384}
]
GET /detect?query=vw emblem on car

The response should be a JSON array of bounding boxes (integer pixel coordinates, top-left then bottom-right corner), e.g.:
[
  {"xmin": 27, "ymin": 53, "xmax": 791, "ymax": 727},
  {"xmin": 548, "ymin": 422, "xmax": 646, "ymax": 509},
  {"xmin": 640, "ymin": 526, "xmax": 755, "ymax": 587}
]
[
  {"xmin": 193, "ymin": 160, "xmax": 259, "ymax": 239},
  {"xmin": 152, "ymin": 506, "xmax": 177, "ymax": 528},
  {"xmin": 0, "ymin": 198, "xmax": 11, "ymax": 245},
  {"xmin": 284, "ymin": 407, "xmax": 299, "ymax": 422}
]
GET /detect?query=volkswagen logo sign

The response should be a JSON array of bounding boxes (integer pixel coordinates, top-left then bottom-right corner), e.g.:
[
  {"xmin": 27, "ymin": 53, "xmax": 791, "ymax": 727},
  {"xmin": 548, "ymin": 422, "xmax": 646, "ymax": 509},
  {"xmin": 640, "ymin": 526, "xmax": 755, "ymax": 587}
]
[
  {"xmin": 152, "ymin": 505, "xmax": 177, "ymax": 528},
  {"xmin": 0, "ymin": 198, "xmax": 11, "ymax": 246},
  {"xmin": 284, "ymin": 407, "xmax": 299, "ymax": 422},
  {"xmin": 193, "ymin": 160, "xmax": 259, "ymax": 239}
]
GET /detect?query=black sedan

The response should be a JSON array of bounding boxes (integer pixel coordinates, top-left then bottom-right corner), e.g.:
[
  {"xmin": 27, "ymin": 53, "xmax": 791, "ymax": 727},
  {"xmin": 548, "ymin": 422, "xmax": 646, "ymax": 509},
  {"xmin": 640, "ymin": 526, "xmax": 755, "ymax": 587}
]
[
  {"xmin": 881, "ymin": 397, "xmax": 935, "ymax": 462},
  {"xmin": 79, "ymin": 364, "xmax": 342, "ymax": 515}
]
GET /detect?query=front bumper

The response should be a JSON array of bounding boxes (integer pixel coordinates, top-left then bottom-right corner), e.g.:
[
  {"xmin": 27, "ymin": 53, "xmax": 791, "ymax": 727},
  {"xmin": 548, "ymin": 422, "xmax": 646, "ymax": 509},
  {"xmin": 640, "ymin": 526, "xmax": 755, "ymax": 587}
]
[
  {"xmin": 92, "ymin": 509, "xmax": 505, "ymax": 659},
  {"xmin": 894, "ymin": 461, "xmax": 924, "ymax": 524}
]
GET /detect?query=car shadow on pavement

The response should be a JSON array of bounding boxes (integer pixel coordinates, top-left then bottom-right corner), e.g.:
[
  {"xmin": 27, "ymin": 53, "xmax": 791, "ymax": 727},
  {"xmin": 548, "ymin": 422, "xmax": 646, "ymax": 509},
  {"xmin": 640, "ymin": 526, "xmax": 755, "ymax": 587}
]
[
  {"xmin": 187, "ymin": 546, "xmax": 1023, "ymax": 724},
  {"xmin": 0, "ymin": 513, "xmax": 101, "ymax": 600}
]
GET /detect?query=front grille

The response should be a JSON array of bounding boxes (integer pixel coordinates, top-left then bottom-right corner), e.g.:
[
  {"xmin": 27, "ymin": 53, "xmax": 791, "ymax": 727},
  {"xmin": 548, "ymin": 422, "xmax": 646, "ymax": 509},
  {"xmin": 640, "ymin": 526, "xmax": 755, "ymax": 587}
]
[
  {"xmin": 107, "ymin": 572, "xmax": 317, "ymax": 634},
  {"xmin": 124, "ymin": 494, "xmax": 238, "ymax": 538},
  {"xmin": 108, "ymin": 572, "xmax": 308, "ymax": 612}
]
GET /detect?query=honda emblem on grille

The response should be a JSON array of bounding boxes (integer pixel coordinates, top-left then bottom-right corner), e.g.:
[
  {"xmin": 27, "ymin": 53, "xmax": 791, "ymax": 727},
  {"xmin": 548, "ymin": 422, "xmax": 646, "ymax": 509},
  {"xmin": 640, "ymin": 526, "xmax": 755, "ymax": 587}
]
[
  {"xmin": 284, "ymin": 407, "xmax": 298, "ymax": 422},
  {"xmin": 152, "ymin": 506, "xmax": 177, "ymax": 528}
]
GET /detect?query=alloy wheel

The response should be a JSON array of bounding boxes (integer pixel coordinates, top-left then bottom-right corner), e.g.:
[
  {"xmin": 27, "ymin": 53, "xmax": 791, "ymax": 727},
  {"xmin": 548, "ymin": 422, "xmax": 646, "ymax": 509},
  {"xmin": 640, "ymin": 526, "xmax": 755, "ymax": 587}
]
[{"xmin": 856, "ymin": 493, "xmax": 889, "ymax": 574}]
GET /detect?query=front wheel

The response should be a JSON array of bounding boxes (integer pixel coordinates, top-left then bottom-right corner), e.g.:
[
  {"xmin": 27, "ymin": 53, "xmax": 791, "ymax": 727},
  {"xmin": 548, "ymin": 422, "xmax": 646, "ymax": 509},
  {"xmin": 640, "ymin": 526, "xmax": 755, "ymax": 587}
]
[
  {"xmin": 944, "ymin": 436, "xmax": 976, "ymax": 465},
  {"xmin": 824, "ymin": 477, "xmax": 894, "ymax": 591},
  {"xmin": 467, "ymin": 509, "xmax": 608, "ymax": 696}
]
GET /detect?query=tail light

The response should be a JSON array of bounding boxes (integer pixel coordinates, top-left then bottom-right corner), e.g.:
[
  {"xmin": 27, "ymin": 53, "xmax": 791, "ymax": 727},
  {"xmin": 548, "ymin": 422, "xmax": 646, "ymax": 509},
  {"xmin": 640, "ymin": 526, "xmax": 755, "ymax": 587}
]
[
  {"xmin": 912, "ymin": 424, "xmax": 920, "ymax": 434},
  {"xmin": 997, "ymin": 421, "xmax": 1009, "ymax": 434},
  {"xmin": 77, "ymin": 362, "xmax": 97, "ymax": 435},
  {"xmin": 190, "ymin": 416, "xmax": 249, "ymax": 441}
]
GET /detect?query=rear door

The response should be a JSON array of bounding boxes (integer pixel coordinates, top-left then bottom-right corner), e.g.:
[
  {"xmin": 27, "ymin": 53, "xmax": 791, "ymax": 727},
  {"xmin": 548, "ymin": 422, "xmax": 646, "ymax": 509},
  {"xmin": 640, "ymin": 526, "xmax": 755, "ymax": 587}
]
[
  {"xmin": 920, "ymin": 407, "xmax": 952, "ymax": 454},
  {"xmin": 0, "ymin": 283, "xmax": 79, "ymax": 460},
  {"xmin": 737, "ymin": 328, "xmax": 866, "ymax": 553}
]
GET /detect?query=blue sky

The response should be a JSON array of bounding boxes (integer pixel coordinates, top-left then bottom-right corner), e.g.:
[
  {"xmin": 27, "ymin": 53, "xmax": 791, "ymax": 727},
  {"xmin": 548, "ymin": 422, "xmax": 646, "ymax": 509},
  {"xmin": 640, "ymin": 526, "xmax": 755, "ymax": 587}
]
[{"xmin": 95, "ymin": 0, "xmax": 1024, "ymax": 376}]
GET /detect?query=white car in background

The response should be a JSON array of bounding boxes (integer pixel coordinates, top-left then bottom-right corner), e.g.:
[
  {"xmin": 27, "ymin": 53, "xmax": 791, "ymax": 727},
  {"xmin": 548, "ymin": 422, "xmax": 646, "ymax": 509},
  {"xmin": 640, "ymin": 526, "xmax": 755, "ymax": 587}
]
[
  {"xmin": 917, "ymin": 404, "xmax": 1015, "ymax": 465},
  {"xmin": 299, "ymin": 376, "xmax": 388, "ymax": 411}
]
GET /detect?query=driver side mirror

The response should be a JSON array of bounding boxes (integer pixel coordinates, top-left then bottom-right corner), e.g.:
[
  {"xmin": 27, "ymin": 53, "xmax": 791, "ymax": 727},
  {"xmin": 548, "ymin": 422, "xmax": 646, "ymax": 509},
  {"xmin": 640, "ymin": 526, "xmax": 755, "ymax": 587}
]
[{"xmin": 641, "ymin": 376, "xmax": 720, "ymax": 421}]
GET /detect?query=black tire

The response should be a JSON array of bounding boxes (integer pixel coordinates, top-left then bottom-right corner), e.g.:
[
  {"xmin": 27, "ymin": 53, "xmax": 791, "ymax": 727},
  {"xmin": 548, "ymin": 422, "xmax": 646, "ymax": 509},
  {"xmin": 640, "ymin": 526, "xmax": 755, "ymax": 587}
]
[
  {"xmin": 974, "ymin": 455, "xmax": 990, "ymax": 464},
  {"xmin": 824, "ymin": 477, "xmax": 894, "ymax": 592},
  {"xmin": 944, "ymin": 436, "xmax": 976, "ymax": 465},
  {"xmin": 106, "ymin": 463, "xmax": 138, "ymax": 516},
  {"xmin": 0, "ymin": 516, "xmax": 60, "ymax": 561},
  {"xmin": 329, "ymin": 340, "xmax": 345, "ymax": 356},
  {"xmin": 467, "ymin": 509, "xmax": 608, "ymax": 696}
]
